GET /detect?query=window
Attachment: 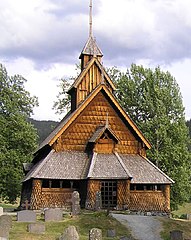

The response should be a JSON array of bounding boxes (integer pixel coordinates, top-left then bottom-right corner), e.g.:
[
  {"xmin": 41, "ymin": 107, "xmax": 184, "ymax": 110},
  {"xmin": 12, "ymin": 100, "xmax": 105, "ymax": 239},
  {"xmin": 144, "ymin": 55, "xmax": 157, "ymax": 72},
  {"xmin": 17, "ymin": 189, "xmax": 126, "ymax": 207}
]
[{"xmin": 130, "ymin": 184, "xmax": 162, "ymax": 191}]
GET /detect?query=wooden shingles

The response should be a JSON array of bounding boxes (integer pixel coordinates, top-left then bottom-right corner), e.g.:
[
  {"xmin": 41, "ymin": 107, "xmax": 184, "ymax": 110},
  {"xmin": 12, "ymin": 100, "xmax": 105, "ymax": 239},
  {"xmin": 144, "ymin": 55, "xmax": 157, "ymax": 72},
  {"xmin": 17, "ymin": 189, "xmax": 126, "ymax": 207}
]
[
  {"xmin": 24, "ymin": 150, "xmax": 89, "ymax": 181},
  {"xmin": 54, "ymin": 90, "xmax": 140, "ymax": 153},
  {"xmin": 39, "ymin": 83, "xmax": 151, "ymax": 154}
]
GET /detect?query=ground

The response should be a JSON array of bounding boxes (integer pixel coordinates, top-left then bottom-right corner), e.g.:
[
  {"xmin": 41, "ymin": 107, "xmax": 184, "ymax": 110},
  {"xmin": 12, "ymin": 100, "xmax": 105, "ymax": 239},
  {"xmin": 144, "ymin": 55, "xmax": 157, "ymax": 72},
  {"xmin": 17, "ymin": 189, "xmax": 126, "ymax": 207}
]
[{"xmin": 112, "ymin": 214, "xmax": 163, "ymax": 240}]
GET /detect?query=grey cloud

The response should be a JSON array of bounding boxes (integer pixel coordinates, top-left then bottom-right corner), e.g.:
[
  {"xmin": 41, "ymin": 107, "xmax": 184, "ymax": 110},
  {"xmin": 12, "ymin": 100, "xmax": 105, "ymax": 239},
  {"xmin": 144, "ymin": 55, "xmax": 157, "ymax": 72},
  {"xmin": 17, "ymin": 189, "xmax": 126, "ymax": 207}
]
[{"xmin": 1, "ymin": 0, "xmax": 191, "ymax": 70}]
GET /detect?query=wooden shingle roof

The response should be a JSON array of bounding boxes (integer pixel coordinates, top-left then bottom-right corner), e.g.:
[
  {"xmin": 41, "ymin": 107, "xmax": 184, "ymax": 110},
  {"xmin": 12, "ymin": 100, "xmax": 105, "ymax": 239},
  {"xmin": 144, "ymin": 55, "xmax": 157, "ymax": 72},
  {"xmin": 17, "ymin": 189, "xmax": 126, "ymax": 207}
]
[
  {"xmin": 119, "ymin": 154, "xmax": 174, "ymax": 184},
  {"xmin": 24, "ymin": 150, "xmax": 89, "ymax": 181},
  {"xmin": 24, "ymin": 150, "xmax": 173, "ymax": 184},
  {"xmin": 80, "ymin": 36, "xmax": 103, "ymax": 58},
  {"xmin": 88, "ymin": 126, "xmax": 119, "ymax": 143},
  {"xmin": 87, "ymin": 152, "xmax": 132, "ymax": 179}
]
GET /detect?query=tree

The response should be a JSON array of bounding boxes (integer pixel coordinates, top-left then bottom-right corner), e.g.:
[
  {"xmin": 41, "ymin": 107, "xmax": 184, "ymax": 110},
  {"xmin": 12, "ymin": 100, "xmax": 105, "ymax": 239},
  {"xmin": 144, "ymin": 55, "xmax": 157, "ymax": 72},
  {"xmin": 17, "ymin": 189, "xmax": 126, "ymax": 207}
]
[
  {"xmin": 110, "ymin": 64, "xmax": 191, "ymax": 209},
  {"xmin": 186, "ymin": 119, "xmax": 191, "ymax": 151},
  {"xmin": 53, "ymin": 63, "xmax": 80, "ymax": 115},
  {"xmin": 52, "ymin": 77, "xmax": 72, "ymax": 115},
  {"xmin": 0, "ymin": 63, "xmax": 38, "ymax": 202}
]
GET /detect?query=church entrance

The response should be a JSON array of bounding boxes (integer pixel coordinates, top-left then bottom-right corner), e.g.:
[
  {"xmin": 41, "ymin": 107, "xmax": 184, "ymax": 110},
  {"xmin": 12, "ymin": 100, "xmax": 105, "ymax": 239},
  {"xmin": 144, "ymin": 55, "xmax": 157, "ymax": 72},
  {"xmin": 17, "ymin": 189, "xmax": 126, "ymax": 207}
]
[{"xmin": 101, "ymin": 181, "xmax": 117, "ymax": 208}]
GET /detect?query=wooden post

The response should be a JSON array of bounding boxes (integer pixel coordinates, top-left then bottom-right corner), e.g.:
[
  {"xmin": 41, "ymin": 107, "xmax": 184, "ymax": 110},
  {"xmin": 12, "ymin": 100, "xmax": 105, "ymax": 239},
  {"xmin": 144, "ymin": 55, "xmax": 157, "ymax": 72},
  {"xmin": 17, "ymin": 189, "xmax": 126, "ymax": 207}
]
[
  {"xmin": 164, "ymin": 184, "xmax": 170, "ymax": 212},
  {"xmin": 30, "ymin": 179, "xmax": 42, "ymax": 210}
]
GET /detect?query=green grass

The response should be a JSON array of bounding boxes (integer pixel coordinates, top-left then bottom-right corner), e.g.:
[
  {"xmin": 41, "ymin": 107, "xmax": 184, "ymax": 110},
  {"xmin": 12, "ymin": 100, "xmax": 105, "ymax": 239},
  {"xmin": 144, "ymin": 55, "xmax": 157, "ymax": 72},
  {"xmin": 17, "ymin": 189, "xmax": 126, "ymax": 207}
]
[
  {"xmin": 7, "ymin": 203, "xmax": 191, "ymax": 239},
  {"xmin": 159, "ymin": 217, "xmax": 191, "ymax": 240},
  {"xmin": 172, "ymin": 202, "xmax": 191, "ymax": 217},
  {"xmin": 9, "ymin": 211, "xmax": 132, "ymax": 240}
]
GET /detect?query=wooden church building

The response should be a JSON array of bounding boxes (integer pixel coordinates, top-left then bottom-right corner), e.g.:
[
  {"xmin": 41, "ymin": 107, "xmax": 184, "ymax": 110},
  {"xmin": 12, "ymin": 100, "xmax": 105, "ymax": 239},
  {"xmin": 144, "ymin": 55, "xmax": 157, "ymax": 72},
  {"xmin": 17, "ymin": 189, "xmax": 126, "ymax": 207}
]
[{"xmin": 21, "ymin": 2, "xmax": 173, "ymax": 212}]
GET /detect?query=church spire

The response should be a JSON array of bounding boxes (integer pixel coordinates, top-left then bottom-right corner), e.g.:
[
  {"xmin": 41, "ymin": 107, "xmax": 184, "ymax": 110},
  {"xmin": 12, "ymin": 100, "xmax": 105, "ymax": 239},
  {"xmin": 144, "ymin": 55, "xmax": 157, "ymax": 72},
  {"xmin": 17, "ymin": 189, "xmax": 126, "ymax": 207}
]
[
  {"xmin": 89, "ymin": 0, "xmax": 93, "ymax": 37},
  {"xmin": 79, "ymin": 0, "xmax": 103, "ymax": 69}
]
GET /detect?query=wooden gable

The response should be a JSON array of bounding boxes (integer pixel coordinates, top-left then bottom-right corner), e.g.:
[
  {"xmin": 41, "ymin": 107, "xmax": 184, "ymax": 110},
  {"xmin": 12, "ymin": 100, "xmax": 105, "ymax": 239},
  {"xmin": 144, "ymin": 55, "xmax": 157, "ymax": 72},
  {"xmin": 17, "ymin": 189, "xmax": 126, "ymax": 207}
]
[
  {"xmin": 68, "ymin": 57, "xmax": 116, "ymax": 111},
  {"xmin": 52, "ymin": 87, "xmax": 150, "ymax": 156}
]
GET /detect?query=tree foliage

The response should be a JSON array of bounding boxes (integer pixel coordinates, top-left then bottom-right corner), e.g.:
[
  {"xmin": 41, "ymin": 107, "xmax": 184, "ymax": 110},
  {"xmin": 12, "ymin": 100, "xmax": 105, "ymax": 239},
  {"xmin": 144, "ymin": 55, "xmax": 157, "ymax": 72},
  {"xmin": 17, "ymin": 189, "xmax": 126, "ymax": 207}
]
[
  {"xmin": 186, "ymin": 119, "xmax": 191, "ymax": 151},
  {"xmin": 0, "ymin": 63, "xmax": 38, "ymax": 202},
  {"xmin": 109, "ymin": 64, "xmax": 191, "ymax": 209},
  {"xmin": 53, "ymin": 63, "xmax": 80, "ymax": 115},
  {"xmin": 52, "ymin": 78, "xmax": 72, "ymax": 115}
]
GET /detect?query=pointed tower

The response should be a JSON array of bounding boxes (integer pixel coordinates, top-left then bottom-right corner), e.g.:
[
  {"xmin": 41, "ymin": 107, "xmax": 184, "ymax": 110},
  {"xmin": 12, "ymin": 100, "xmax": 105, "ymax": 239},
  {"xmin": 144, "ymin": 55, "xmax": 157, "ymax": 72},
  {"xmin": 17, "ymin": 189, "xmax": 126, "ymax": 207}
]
[
  {"xmin": 68, "ymin": 0, "xmax": 115, "ymax": 112},
  {"xmin": 79, "ymin": 0, "xmax": 103, "ymax": 69}
]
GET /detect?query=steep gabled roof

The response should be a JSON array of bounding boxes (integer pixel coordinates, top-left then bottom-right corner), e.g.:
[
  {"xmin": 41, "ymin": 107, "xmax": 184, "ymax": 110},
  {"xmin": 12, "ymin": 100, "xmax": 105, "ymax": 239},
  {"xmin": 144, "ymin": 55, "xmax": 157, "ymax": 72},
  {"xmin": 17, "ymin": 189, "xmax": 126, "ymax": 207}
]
[
  {"xmin": 80, "ymin": 36, "xmax": 103, "ymax": 58},
  {"xmin": 37, "ymin": 83, "xmax": 151, "ymax": 153},
  {"xmin": 68, "ymin": 57, "xmax": 116, "ymax": 93}
]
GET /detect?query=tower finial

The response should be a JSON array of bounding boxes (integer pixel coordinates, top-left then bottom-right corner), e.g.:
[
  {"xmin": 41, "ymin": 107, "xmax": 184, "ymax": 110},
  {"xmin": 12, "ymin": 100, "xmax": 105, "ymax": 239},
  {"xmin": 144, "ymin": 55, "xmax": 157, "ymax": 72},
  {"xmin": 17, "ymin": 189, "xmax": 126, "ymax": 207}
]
[{"xmin": 89, "ymin": 0, "xmax": 93, "ymax": 37}]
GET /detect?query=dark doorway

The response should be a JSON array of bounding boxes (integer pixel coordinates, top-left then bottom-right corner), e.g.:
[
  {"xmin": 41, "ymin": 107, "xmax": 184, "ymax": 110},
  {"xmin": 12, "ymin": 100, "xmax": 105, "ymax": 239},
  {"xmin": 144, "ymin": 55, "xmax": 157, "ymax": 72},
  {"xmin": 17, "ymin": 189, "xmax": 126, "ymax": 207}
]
[{"xmin": 101, "ymin": 181, "xmax": 117, "ymax": 208}]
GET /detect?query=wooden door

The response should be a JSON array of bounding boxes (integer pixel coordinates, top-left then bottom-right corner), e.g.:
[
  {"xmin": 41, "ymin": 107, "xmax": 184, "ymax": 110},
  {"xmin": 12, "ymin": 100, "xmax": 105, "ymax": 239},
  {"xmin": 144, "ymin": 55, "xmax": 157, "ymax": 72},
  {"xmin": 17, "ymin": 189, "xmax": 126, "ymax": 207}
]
[{"xmin": 101, "ymin": 181, "xmax": 117, "ymax": 208}]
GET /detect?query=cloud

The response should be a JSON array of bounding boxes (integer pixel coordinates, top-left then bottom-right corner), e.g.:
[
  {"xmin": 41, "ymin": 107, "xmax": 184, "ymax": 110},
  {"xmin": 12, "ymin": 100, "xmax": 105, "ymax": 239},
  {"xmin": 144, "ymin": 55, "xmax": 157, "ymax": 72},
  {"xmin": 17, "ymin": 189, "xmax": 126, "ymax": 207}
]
[
  {"xmin": 0, "ymin": 0, "xmax": 191, "ymax": 120},
  {"xmin": 94, "ymin": 0, "xmax": 191, "ymax": 66},
  {"xmin": 0, "ymin": 0, "xmax": 88, "ymax": 67},
  {"xmin": 1, "ymin": 0, "xmax": 191, "ymax": 67}
]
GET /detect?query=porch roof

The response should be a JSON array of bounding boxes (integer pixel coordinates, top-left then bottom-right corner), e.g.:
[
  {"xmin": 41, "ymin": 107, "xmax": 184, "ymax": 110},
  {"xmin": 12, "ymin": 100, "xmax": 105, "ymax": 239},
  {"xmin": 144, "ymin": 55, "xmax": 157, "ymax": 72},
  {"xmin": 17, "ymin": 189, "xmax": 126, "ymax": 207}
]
[
  {"xmin": 23, "ymin": 150, "xmax": 89, "ymax": 181},
  {"xmin": 119, "ymin": 154, "xmax": 174, "ymax": 184},
  {"xmin": 24, "ymin": 150, "xmax": 173, "ymax": 184},
  {"xmin": 87, "ymin": 152, "xmax": 132, "ymax": 179}
]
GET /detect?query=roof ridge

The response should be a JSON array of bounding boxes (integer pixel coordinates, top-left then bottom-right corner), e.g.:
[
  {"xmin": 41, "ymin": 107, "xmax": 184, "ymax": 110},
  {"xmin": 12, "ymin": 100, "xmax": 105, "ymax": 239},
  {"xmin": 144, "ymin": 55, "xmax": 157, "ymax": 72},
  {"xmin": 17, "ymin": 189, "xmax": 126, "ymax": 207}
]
[
  {"xmin": 87, "ymin": 152, "xmax": 97, "ymax": 178},
  {"xmin": 114, "ymin": 152, "xmax": 133, "ymax": 179}
]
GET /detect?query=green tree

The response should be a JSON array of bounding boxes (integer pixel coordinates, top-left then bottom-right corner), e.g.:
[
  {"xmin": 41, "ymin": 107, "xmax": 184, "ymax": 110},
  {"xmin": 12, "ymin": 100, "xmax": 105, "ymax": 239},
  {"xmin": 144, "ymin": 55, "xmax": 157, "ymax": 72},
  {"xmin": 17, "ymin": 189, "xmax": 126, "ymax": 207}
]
[
  {"xmin": 52, "ymin": 77, "xmax": 72, "ymax": 115},
  {"xmin": 110, "ymin": 64, "xmax": 191, "ymax": 209},
  {"xmin": 0, "ymin": 63, "xmax": 38, "ymax": 202},
  {"xmin": 186, "ymin": 119, "xmax": 191, "ymax": 151},
  {"xmin": 53, "ymin": 63, "xmax": 80, "ymax": 115}
]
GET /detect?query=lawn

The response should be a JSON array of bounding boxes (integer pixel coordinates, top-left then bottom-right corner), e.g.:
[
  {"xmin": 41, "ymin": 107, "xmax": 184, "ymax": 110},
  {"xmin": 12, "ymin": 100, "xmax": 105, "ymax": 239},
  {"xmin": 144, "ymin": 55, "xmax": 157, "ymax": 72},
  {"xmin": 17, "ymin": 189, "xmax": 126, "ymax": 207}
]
[
  {"xmin": 159, "ymin": 202, "xmax": 191, "ymax": 240},
  {"xmin": 172, "ymin": 202, "xmax": 191, "ymax": 217},
  {"xmin": 4, "ymin": 202, "xmax": 191, "ymax": 239},
  {"xmin": 9, "ymin": 211, "xmax": 133, "ymax": 240},
  {"xmin": 160, "ymin": 217, "xmax": 191, "ymax": 240}
]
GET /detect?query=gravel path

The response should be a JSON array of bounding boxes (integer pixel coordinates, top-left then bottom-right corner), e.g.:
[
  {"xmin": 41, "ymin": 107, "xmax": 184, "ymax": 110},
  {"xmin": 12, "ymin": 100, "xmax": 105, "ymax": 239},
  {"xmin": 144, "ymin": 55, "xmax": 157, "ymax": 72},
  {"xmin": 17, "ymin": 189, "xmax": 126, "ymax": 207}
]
[{"xmin": 112, "ymin": 214, "xmax": 163, "ymax": 240}]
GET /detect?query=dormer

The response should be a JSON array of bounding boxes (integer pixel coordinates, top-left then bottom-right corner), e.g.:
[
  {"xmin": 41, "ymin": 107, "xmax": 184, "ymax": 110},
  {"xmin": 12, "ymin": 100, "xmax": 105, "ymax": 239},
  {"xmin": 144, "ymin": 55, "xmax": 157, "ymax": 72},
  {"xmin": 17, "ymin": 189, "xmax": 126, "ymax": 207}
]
[{"xmin": 87, "ymin": 125, "xmax": 119, "ymax": 154}]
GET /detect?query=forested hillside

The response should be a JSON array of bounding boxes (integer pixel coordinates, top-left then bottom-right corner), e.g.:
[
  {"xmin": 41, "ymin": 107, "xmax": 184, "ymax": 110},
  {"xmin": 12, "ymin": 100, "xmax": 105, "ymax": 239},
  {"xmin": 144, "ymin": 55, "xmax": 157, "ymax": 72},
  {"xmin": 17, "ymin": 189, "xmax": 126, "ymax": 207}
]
[{"xmin": 29, "ymin": 118, "xmax": 58, "ymax": 144}]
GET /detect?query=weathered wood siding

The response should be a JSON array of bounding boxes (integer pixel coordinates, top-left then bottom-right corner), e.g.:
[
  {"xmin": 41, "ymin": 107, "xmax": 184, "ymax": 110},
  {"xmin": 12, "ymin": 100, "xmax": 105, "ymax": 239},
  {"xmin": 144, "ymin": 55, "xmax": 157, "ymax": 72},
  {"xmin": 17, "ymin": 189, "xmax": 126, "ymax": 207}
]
[
  {"xmin": 76, "ymin": 64, "xmax": 113, "ymax": 107},
  {"xmin": 86, "ymin": 179, "xmax": 101, "ymax": 209},
  {"xmin": 53, "ymin": 92, "xmax": 145, "ymax": 155},
  {"xmin": 117, "ymin": 180, "xmax": 130, "ymax": 209},
  {"xmin": 129, "ymin": 187, "xmax": 170, "ymax": 212},
  {"xmin": 30, "ymin": 179, "xmax": 74, "ymax": 209}
]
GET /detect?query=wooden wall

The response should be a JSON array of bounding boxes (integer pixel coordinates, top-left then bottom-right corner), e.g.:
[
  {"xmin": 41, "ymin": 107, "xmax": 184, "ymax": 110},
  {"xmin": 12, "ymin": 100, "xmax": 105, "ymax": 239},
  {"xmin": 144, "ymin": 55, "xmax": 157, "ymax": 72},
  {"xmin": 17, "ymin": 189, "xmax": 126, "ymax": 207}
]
[
  {"xmin": 77, "ymin": 61, "xmax": 112, "ymax": 107},
  {"xmin": 30, "ymin": 179, "xmax": 73, "ymax": 210},
  {"xmin": 53, "ymin": 92, "xmax": 144, "ymax": 155},
  {"xmin": 30, "ymin": 179, "xmax": 170, "ymax": 212},
  {"xmin": 129, "ymin": 184, "xmax": 170, "ymax": 212}
]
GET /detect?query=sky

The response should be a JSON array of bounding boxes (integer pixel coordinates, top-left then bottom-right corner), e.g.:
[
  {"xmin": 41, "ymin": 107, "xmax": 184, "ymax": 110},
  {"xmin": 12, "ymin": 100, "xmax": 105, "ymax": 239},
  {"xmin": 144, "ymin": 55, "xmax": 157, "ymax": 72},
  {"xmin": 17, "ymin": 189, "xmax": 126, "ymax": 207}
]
[{"xmin": 0, "ymin": 0, "xmax": 191, "ymax": 121}]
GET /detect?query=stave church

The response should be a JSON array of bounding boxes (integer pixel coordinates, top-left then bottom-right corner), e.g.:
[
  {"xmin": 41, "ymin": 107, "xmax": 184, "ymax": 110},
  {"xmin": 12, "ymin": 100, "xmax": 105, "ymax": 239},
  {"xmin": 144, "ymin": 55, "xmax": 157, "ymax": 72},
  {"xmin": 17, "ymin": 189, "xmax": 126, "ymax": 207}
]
[{"xmin": 20, "ymin": 0, "xmax": 173, "ymax": 212}]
